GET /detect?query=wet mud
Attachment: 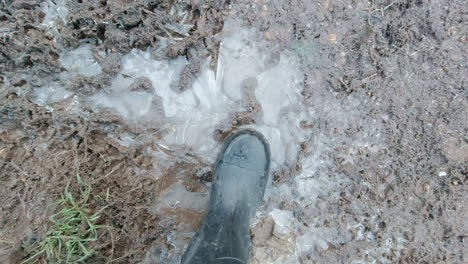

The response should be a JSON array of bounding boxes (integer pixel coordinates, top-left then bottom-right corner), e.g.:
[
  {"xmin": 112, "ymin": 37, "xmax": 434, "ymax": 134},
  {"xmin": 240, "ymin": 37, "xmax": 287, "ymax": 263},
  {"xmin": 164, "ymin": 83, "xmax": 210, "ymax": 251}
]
[{"xmin": 1, "ymin": 0, "xmax": 466, "ymax": 263}]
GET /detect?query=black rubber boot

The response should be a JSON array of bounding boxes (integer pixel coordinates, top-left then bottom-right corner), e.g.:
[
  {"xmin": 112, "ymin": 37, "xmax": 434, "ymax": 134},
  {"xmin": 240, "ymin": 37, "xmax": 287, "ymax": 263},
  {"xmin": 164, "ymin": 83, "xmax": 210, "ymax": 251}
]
[{"xmin": 181, "ymin": 130, "xmax": 271, "ymax": 264}]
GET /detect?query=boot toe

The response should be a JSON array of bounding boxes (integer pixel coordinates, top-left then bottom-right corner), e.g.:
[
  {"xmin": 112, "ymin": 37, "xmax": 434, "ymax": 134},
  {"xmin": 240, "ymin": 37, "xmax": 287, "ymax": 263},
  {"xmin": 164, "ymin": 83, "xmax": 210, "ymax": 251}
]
[{"xmin": 221, "ymin": 131, "xmax": 270, "ymax": 172}]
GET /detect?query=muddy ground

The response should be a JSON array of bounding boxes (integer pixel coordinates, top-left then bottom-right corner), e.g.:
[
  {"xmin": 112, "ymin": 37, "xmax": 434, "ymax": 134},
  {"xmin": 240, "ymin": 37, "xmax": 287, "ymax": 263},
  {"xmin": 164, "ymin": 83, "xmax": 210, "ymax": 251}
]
[{"xmin": 0, "ymin": 0, "xmax": 467, "ymax": 263}]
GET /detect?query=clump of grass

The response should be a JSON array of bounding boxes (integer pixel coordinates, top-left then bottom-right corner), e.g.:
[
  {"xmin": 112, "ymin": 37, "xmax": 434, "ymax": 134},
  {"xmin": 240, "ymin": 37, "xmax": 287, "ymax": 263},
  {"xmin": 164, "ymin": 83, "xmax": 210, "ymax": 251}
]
[{"xmin": 22, "ymin": 174, "xmax": 107, "ymax": 264}]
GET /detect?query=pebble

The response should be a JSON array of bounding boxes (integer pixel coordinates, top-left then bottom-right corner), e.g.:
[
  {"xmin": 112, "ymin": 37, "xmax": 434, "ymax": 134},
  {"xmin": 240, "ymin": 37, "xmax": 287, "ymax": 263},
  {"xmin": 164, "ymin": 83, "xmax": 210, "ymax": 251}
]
[
  {"xmin": 460, "ymin": 35, "xmax": 467, "ymax": 43},
  {"xmin": 327, "ymin": 33, "xmax": 337, "ymax": 44},
  {"xmin": 447, "ymin": 26, "xmax": 458, "ymax": 36},
  {"xmin": 438, "ymin": 171, "xmax": 447, "ymax": 177},
  {"xmin": 422, "ymin": 183, "xmax": 431, "ymax": 192}
]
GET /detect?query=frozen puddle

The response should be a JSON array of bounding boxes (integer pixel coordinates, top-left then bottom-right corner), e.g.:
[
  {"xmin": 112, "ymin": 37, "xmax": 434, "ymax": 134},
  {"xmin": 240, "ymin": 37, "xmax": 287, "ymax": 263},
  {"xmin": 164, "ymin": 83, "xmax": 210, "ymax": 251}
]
[
  {"xmin": 35, "ymin": 18, "xmax": 384, "ymax": 264},
  {"xmin": 88, "ymin": 19, "xmax": 306, "ymax": 167}
]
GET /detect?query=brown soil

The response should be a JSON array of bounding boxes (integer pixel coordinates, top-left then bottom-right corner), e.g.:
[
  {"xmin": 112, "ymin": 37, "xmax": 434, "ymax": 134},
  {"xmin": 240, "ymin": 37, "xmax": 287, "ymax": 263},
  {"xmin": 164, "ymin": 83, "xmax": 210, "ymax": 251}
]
[{"xmin": 1, "ymin": 0, "xmax": 467, "ymax": 263}]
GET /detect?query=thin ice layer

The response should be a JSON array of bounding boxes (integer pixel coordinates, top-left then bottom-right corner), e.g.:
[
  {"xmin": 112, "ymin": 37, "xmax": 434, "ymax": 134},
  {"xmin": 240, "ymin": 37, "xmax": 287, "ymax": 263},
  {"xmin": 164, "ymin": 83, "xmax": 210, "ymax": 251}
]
[
  {"xmin": 155, "ymin": 183, "xmax": 209, "ymax": 211},
  {"xmin": 41, "ymin": 0, "xmax": 68, "ymax": 36},
  {"xmin": 89, "ymin": 49, "xmax": 187, "ymax": 121},
  {"xmin": 34, "ymin": 85, "xmax": 73, "ymax": 106},
  {"xmin": 89, "ymin": 91, "xmax": 154, "ymax": 119},
  {"xmin": 91, "ymin": 20, "xmax": 306, "ymax": 166},
  {"xmin": 33, "ymin": 45, "xmax": 102, "ymax": 108},
  {"xmin": 60, "ymin": 45, "xmax": 102, "ymax": 77}
]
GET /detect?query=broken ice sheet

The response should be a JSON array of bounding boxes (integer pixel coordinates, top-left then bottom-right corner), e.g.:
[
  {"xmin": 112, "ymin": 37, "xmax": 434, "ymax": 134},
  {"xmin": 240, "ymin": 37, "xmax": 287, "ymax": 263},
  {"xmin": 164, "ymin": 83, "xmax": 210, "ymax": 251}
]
[
  {"xmin": 161, "ymin": 19, "xmax": 306, "ymax": 165},
  {"xmin": 270, "ymin": 209, "xmax": 295, "ymax": 241},
  {"xmin": 33, "ymin": 45, "xmax": 102, "ymax": 108},
  {"xmin": 89, "ymin": 48, "xmax": 187, "ymax": 121},
  {"xmin": 86, "ymin": 18, "xmax": 307, "ymax": 167},
  {"xmin": 164, "ymin": 23, "xmax": 194, "ymax": 37},
  {"xmin": 34, "ymin": 85, "xmax": 73, "ymax": 106},
  {"xmin": 109, "ymin": 49, "xmax": 186, "ymax": 96},
  {"xmin": 41, "ymin": 0, "xmax": 68, "ymax": 35},
  {"xmin": 89, "ymin": 91, "xmax": 155, "ymax": 119},
  {"xmin": 59, "ymin": 45, "xmax": 102, "ymax": 77}
]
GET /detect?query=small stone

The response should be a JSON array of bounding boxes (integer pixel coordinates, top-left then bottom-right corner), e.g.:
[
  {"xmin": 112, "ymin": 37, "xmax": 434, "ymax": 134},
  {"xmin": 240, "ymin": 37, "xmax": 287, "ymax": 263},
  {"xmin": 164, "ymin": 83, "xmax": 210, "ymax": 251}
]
[
  {"xmin": 438, "ymin": 171, "xmax": 447, "ymax": 177},
  {"xmin": 252, "ymin": 216, "xmax": 275, "ymax": 246},
  {"xmin": 338, "ymin": 51, "xmax": 347, "ymax": 64},
  {"xmin": 447, "ymin": 26, "xmax": 458, "ymax": 36},
  {"xmin": 422, "ymin": 183, "xmax": 431, "ymax": 191},
  {"xmin": 270, "ymin": 209, "xmax": 294, "ymax": 240},
  {"xmin": 264, "ymin": 31, "xmax": 273, "ymax": 40},
  {"xmin": 274, "ymin": 27, "xmax": 292, "ymax": 41},
  {"xmin": 327, "ymin": 33, "xmax": 337, "ymax": 44},
  {"xmin": 459, "ymin": 35, "xmax": 468, "ymax": 43},
  {"xmin": 442, "ymin": 136, "xmax": 468, "ymax": 163},
  {"xmin": 300, "ymin": 120, "xmax": 313, "ymax": 129}
]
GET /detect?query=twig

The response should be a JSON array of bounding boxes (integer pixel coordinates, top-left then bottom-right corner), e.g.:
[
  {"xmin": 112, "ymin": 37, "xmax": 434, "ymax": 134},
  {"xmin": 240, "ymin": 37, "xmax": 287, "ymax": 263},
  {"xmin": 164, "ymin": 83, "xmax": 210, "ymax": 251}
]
[
  {"xmin": 0, "ymin": 28, "xmax": 18, "ymax": 34},
  {"xmin": 105, "ymin": 226, "xmax": 115, "ymax": 264},
  {"xmin": 92, "ymin": 162, "xmax": 123, "ymax": 184}
]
